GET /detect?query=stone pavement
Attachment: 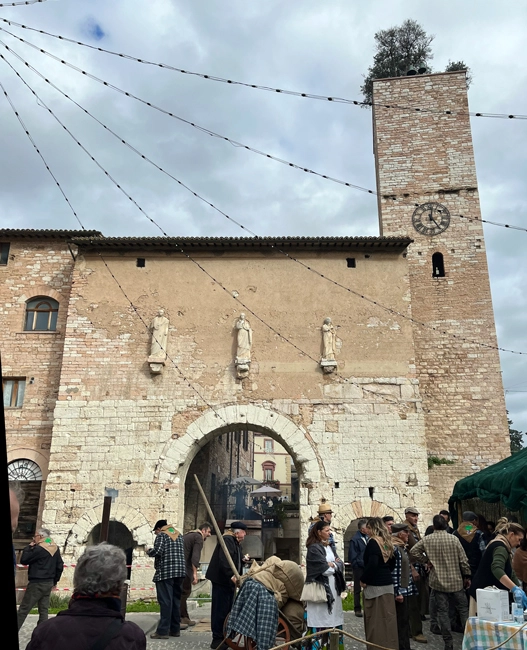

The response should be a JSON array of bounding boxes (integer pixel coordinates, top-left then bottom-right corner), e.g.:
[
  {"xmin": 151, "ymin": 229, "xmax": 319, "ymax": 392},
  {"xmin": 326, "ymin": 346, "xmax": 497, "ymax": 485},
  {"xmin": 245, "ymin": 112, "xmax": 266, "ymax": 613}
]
[{"xmin": 18, "ymin": 606, "xmax": 464, "ymax": 650}]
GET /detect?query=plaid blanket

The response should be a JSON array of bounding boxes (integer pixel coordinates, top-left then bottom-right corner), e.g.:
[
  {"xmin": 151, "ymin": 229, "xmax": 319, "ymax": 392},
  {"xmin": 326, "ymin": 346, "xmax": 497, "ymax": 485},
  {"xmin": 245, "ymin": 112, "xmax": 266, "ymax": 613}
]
[{"xmin": 226, "ymin": 578, "xmax": 279, "ymax": 650}]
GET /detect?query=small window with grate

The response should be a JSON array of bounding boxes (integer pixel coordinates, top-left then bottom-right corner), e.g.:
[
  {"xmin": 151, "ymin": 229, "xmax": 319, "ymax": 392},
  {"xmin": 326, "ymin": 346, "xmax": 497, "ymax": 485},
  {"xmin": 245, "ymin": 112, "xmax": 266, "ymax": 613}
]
[
  {"xmin": 136, "ymin": 258, "xmax": 146, "ymax": 268},
  {"xmin": 346, "ymin": 258, "xmax": 356, "ymax": 268}
]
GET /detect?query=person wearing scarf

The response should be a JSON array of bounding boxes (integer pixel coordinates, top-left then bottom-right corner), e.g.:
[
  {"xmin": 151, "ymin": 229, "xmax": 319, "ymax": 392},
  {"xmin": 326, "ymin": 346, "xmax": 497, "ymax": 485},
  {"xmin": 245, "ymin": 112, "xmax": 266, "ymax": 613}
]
[
  {"xmin": 25, "ymin": 543, "xmax": 145, "ymax": 650},
  {"xmin": 469, "ymin": 518, "xmax": 527, "ymax": 615},
  {"xmin": 18, "ymin": 527, "xmax": 64, "ymax": 630},
  {"xmin": 360, "ymin": 517, "xmax": 398, "ymax": 650},
  {"xmin": 305, "ymin": 520, "xmax": 345, "ymax": 650}
]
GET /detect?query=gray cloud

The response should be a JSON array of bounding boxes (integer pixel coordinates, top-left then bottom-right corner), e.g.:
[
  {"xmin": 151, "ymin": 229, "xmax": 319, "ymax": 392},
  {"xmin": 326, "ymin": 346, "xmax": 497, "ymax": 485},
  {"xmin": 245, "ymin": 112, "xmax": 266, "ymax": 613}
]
[{"xmin": 1, "ymin": 0, "xmax": 525, "ymax": 440}]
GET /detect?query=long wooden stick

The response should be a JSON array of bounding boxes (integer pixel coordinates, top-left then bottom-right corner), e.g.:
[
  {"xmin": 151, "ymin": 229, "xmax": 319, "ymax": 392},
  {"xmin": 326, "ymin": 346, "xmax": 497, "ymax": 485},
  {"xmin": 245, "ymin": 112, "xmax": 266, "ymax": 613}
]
[{"xmin": 193, "ymin": 474, "xmax": 241, "ymax": 582}]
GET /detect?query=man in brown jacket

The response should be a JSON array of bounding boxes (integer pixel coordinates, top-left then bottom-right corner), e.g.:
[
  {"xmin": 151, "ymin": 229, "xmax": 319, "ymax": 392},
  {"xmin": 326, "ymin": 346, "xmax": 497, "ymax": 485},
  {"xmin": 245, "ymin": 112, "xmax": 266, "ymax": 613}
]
[{"xmin": 180, "ymin": 523, "xmax": 212, "ymax": 625}]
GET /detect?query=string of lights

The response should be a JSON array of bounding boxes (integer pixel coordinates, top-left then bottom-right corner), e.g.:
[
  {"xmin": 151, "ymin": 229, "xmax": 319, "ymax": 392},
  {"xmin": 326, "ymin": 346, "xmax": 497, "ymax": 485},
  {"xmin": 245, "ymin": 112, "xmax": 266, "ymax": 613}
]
[
  {"xmin": 2, "ymin": 30, "xmax": 526, "ymax": 238},
  {"xmin": 3, "ymin": 43, "xmax": 525, "ymax": 358},
  {"xmin": 2, "ymin": 17, "xmax": 527, "ymax": 121},
  {"xmin": 0, "ymin": 68, "xmax": 228, "ymax": 423},
  {"xmin": 0, "ymin": 0, "xmax": 46, "ymax": 6},
  {"xmin": 0, "ymin": 51, "xmax": 407, "ymax": 407}
]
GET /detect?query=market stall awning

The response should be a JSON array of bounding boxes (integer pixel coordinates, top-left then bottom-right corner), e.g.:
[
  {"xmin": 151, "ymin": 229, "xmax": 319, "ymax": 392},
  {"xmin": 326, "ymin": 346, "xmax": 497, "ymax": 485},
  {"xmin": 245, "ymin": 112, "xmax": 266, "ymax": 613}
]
[{"xmin": 448, "ymin": 449, "xmax": 527, "ymax": 526}]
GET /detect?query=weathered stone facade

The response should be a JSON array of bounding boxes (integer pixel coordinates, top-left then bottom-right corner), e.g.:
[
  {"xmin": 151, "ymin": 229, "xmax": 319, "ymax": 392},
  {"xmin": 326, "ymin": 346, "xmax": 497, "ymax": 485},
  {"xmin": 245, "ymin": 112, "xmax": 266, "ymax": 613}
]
[
  {"xmin": 372, "ymin": 71, "xmax": 510, "ymax": 507},
  {"xmin": 1, "ymin": 72, "xmax": 509, "ymax": 589}
]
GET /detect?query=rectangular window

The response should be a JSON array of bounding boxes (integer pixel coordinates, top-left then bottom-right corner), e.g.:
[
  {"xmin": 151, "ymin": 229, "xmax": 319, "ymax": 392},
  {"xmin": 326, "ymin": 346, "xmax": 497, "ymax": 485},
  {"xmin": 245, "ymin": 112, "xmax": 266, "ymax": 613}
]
[
  {"xmin": 264, "ymin": 468, "xmax": 273, "ymax": 481},
  {"xmin": 264, "ymin": 439, "xmax": 273, "ymax": 453},
  {"xmin": 3, "ymin": 378, "xmax": 26, "ymax": 407},
  {"xmin": 0, "ymin": 242, "xmax": 10, "ymax": 265},
  {"xmin": 243, "ymin": 430, "xmax": 249, "ymax": 451}
]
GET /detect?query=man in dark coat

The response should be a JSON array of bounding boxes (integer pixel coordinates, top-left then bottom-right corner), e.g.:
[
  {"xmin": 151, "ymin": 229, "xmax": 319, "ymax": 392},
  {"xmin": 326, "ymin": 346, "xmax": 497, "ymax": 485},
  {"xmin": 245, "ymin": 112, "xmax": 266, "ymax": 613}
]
[
  {"xmin": 18, "ymin": 527, "xmax": 64, "ymax": 630},
  {"xmin": 180, "ymin": 522, "xmax": 212, "ymax": 625},
  {"xmin": 348, "ymin": 518, "xmax": 368, "ymax": 618},
  {"xmin": 206, "ymin": 521, "xmax": 247, "ymax": 649}
]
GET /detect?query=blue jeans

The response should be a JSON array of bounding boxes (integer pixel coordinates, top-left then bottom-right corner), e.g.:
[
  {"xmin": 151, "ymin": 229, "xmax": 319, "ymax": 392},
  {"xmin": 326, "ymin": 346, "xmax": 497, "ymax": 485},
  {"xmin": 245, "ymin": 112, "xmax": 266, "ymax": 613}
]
[{"xmin": 155, "ymin": 576, "xmax": 184, "ymax": 635}]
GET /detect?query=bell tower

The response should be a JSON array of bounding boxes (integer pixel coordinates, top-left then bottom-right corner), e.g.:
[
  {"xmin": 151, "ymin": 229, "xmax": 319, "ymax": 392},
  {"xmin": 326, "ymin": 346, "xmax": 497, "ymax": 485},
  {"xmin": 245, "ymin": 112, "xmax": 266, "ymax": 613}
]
[{"xmin": 372, "ymin": 71, "xmax": 509, "ymax": 509}]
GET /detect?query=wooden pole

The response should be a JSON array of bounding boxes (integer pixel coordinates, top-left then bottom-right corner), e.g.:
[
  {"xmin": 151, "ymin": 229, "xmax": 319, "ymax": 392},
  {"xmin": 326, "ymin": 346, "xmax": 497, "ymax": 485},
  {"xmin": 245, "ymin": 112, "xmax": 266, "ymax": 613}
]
[
  {"xmin": 329, "ymin": 630, "xmax": 340, "ymax": 650},
  {"xmin": 99, "ymin": 495, "xmax": 112, "ymax": 542},
  {"xmin": 193, "ymin": 474, "xmax": 241, "ymax": 582}
]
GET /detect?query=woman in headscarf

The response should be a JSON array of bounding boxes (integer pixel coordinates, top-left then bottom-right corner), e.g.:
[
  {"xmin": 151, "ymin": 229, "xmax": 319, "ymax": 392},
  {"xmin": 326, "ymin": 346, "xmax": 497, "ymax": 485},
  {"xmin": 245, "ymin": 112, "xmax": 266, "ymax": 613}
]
[
  {"xmin": 469, "ymin": 518, "xmax": 527, "ymax": 615},
  {"xmin": 360, "ymin": 517, "xmax": 397, "ymax": 650},
  {"xmin": 304, "ymin": 520, "xmax": 346, "ymax": 649}
]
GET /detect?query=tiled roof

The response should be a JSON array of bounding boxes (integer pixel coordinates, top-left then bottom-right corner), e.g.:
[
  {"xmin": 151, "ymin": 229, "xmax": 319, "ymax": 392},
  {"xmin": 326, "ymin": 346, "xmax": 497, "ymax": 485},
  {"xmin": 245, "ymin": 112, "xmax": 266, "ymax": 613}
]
[{"xmin": 0, "ymin": 229, "xmax": 102, "ymax": 239}]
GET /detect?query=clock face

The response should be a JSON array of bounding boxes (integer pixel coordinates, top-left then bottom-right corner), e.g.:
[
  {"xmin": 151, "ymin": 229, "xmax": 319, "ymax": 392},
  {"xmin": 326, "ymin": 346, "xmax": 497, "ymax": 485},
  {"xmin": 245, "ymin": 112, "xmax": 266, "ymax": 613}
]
[{"xmin": 412, "ymin": 202, "xmax": 451, "ymax": 236}]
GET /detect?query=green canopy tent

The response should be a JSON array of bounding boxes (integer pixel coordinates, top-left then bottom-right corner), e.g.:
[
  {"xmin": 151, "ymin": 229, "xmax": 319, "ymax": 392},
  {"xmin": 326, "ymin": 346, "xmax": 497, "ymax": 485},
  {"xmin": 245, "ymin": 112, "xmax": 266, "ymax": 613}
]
[{"xmin": 448, "ymin": 449, "xmax": 527, "ymax": 529}]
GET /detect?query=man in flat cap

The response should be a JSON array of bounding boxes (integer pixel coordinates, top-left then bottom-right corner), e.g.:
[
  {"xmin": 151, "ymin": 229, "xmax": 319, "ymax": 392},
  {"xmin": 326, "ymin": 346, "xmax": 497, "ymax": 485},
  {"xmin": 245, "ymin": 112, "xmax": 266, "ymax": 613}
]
[
  {"xmin": 391, "ymin": 523, "xmax": 417, "ymax": 650},
  {"xmin": 147, "ymin": 519, "xmax": 187, "ymax": 640},
  {"xmin": 404, "ymin": 507, "xmax": 428, "ymax": 643},
  {"xmin": 206, "ymin": 521, "xmax": 247, "ymax": 649}
]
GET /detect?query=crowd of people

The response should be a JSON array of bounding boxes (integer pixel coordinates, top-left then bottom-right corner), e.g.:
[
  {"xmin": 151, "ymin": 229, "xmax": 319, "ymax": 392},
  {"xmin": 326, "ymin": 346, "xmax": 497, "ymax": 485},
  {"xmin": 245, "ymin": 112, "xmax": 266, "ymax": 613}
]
[
  {"xmin": 347, "ymin": 507, "xmax": 527, "ymax": 650},
  {"xmin": 11, "ymin": 477, "xmax": 527, "ymax": 650}
]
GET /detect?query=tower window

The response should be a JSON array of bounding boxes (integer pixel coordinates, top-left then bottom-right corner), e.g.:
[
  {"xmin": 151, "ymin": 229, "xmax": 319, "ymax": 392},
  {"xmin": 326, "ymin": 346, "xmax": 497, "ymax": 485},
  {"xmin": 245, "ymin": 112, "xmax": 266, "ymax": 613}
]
[
  {"xmin": 432, "ymin": 252, "xmax": 445, "ymax": 278},
  {"xmin": 136, "ymin": 258, "xmax": 146, "ymax": 268},
  {"xmin": 346, "ymin": 258, "xmax": 356, "ymax": 268}
]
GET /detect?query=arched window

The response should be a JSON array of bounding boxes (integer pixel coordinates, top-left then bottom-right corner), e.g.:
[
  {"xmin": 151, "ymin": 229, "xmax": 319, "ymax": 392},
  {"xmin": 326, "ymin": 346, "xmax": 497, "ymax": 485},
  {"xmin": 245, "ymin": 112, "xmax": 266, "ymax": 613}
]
[
  {"xmin": 8, "ymin": 458, "xmax": 43, "ymax": 481},
  {"xmin": 262, "ymin": 460, "xmax": 276, "ymax": 482},
  {"xmin": 8, "ymin": 459, "xmax": 43, "ymax": 539},
  {"xmin": 24, "ymin": 296, "xmax": 59, "ymax": 331},
  {"xmin": 432, "ymin": 252, "xmax": 445, "ymax": 278}
]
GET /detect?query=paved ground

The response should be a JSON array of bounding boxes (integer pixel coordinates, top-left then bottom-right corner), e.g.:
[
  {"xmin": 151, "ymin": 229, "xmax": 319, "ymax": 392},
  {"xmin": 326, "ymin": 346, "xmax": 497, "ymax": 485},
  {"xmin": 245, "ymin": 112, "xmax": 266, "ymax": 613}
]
[{"xmin": 18, "ymin": 605, "xmax": 464, "ymax": 649}]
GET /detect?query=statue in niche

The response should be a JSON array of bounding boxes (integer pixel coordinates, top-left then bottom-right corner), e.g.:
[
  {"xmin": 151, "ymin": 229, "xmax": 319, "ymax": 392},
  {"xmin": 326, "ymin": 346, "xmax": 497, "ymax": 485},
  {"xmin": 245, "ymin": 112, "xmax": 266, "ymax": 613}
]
[
  {"xmin": 235, "ymin": 313, "xmax": 252, "ymax": 361},
  {"xmin": 235, "ymin": 313, "xmax": 252, "ymax": 379},
  {"xmin": 148, "ymin": 309, "xmax": 169, "ymax": 374},
  {"xmin": 320, "ymin": 317, "xmax": 338, "ymax": 374}
]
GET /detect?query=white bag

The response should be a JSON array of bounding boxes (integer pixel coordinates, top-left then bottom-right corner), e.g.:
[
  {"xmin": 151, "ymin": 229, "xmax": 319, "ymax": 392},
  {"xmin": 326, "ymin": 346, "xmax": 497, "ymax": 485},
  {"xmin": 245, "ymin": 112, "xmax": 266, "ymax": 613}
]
[{"xmin": 300, "ymin": 581, "xmax": 326, "ymax": 603}]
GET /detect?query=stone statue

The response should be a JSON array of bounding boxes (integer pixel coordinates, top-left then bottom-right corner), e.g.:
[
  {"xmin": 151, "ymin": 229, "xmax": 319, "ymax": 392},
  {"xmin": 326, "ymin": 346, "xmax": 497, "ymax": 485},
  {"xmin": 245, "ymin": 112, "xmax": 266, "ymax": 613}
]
[
  {"xmin": 321, "ymin": 317, "xmax": 338, "ymax": 374},
  {"xmin": 150, "ymin": 309, "xmax": 169, "ymax": 358},
  {"xmin": 235, "ymin": 313, "xmax": 252, "ymax": 362},
  {"xmin": 322, "ymin": 317, "xmax": 336, "ymax": 360}
]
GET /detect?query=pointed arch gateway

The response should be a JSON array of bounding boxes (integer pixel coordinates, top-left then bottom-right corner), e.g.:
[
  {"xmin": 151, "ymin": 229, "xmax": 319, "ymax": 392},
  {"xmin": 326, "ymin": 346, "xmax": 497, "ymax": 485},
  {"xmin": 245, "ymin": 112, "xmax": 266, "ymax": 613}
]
[{"xmin": 156, "ymin": 405, "xmax": 323, "ymax": 555}]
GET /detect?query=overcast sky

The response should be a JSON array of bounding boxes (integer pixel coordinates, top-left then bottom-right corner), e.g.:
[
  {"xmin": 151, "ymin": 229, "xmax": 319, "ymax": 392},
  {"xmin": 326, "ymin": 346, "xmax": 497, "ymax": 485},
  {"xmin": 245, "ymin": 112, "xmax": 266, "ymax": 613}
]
[{"xmin": 1, "ymin": 0, "xmax": 526, "ymax": 443}]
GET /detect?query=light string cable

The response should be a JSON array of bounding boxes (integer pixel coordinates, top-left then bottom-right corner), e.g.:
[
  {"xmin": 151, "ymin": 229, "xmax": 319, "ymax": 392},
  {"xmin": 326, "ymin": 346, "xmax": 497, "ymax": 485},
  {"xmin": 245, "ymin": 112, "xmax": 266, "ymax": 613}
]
[
  {"xmin": 0, "ymin": 48, "xmax": 409, "ymax": 405},
  {"xmin": 2, "ymin": 17, "xmax": 527, "ymax": 121},
  {"xmin": 3, "ymin": 42, "xmax": 526, "ymax": 358},
  {"xmin": 0, "ymin": 0, "xmax": 47, "ymax": 6},
  {"xmin": 0, "ymin": 74, "xmax": 228, "ymax": 423},
  {"xmin": 2, "ymin": 28, "xmax": 526, "ymax": 236}
]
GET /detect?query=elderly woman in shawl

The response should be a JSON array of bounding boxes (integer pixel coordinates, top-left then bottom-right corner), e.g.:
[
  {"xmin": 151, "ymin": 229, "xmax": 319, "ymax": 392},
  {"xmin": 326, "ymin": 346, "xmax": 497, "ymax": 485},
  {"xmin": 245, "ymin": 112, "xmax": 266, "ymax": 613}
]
[
  {"xmin": 304, "ymin": 520, "xmax": 345, "ymax": 650},
  {"xmin": 360, "ymin": 517, "xmax": 397, "ymax": 650}
]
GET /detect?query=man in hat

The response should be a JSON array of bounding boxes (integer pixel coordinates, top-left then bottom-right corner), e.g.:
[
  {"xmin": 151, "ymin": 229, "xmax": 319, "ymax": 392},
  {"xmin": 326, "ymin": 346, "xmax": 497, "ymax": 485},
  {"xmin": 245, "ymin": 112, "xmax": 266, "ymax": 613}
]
[
  {"xmin": 206, "ymin": 521, "xmax": 247, "ymax": 650},
  {"xmin": 147, "ymin": 519, "xmax": 187, "ymax": 640},
  {"xmin": 382, "ymin": 515, "xmax": 395, "ymax": 533},
  {"xmin": 404, "ymin": 507, "xmax": 428, "ymax": 643},
  {"xmin": 391, "ymin": 523, "xmax": 418, "ymax": 650},
  {"xmin": 410, "ymin": 515, "xmax": 471, "ymax": 650},
  {"xmin": 309, "ymin": 502, "xmax": 339, "ymax": 558},
  {"xmin": 17, "ymin": 527, "xmax": 64, "ymax": 630}
]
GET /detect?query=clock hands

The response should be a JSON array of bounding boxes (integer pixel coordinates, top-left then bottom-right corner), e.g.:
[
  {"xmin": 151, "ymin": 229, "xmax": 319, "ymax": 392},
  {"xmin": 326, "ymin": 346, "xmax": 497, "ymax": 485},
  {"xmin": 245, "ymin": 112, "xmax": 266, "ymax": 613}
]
[{"xmin": 428, "ymin": 207, "xmax": 441, "ymax": 229}]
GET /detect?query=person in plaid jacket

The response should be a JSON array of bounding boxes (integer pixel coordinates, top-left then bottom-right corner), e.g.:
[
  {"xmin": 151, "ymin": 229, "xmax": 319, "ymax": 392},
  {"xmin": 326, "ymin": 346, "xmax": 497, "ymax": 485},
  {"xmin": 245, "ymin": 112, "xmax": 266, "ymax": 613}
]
[{"xmin": 147, "ymin": 520, "xmax": 187, "ymax": 640}]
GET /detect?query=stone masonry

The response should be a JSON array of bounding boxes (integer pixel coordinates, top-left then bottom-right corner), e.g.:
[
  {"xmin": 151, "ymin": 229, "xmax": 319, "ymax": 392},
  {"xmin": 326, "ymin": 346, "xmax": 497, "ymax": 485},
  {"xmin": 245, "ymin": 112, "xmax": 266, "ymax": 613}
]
[{"xmin": 372, "ymin": 71, "xmax": 510, "ymax": 508}]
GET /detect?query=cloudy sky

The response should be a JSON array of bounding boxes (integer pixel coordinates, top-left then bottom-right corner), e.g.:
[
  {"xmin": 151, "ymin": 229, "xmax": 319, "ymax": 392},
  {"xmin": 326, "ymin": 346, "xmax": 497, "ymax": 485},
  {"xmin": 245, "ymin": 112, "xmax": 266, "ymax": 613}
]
[{"xmin": 1, "ymin": 0, "xmax": 526, "ymax": 441}]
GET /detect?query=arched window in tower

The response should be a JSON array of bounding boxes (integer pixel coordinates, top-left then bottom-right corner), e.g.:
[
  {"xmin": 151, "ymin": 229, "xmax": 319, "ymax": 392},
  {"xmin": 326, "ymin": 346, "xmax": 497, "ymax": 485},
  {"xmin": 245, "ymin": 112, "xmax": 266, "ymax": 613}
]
[
  {"xmin": 432, "ymin": 252, "xmax": 445, "ymax": 278},
  {"xmin": 24, "ymin": 296, "xmax": 59, "ymax": 331}
]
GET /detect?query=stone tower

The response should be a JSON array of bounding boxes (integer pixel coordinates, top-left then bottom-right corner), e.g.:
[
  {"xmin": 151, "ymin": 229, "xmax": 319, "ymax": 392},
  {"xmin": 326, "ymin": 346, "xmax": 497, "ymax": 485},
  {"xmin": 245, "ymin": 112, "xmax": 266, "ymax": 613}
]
[{"xmin": 372, "ymin": 71, "xmax": 510, "ymax": 510}]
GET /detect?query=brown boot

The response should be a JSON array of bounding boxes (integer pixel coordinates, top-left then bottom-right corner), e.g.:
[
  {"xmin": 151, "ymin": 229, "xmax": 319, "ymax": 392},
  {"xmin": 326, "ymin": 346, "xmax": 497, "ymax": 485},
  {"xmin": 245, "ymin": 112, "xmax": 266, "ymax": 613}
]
[{"xmin": 181, "ymin": 618, "xmax": 196, "ymax": 626}]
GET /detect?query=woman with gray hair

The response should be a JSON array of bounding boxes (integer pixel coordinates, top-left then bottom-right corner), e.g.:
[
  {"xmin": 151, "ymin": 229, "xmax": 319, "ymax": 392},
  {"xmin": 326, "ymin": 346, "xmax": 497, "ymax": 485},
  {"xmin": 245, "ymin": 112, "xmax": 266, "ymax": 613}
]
[{"xmin": 26, "ymin": 543, "xmax": 145, "ymax": 650}]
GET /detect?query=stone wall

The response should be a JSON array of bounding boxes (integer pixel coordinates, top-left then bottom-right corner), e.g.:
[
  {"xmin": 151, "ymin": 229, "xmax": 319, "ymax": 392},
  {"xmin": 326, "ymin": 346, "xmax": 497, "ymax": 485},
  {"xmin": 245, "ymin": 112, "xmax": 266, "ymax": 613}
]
[{"xmin": 373, "ymin": 71, "xmax": 510, "ymax": 511}]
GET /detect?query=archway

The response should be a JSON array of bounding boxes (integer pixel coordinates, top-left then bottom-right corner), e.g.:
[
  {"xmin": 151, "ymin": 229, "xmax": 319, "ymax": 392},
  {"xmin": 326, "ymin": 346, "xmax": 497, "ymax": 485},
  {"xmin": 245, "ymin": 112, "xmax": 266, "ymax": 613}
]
[
  {"xmin": 87, "ymin": 521, "xmax": 136, "ymax": 578},
  {"xmin": 158, "ymin": 405, "xmax": 322, "ymax": 562}
]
